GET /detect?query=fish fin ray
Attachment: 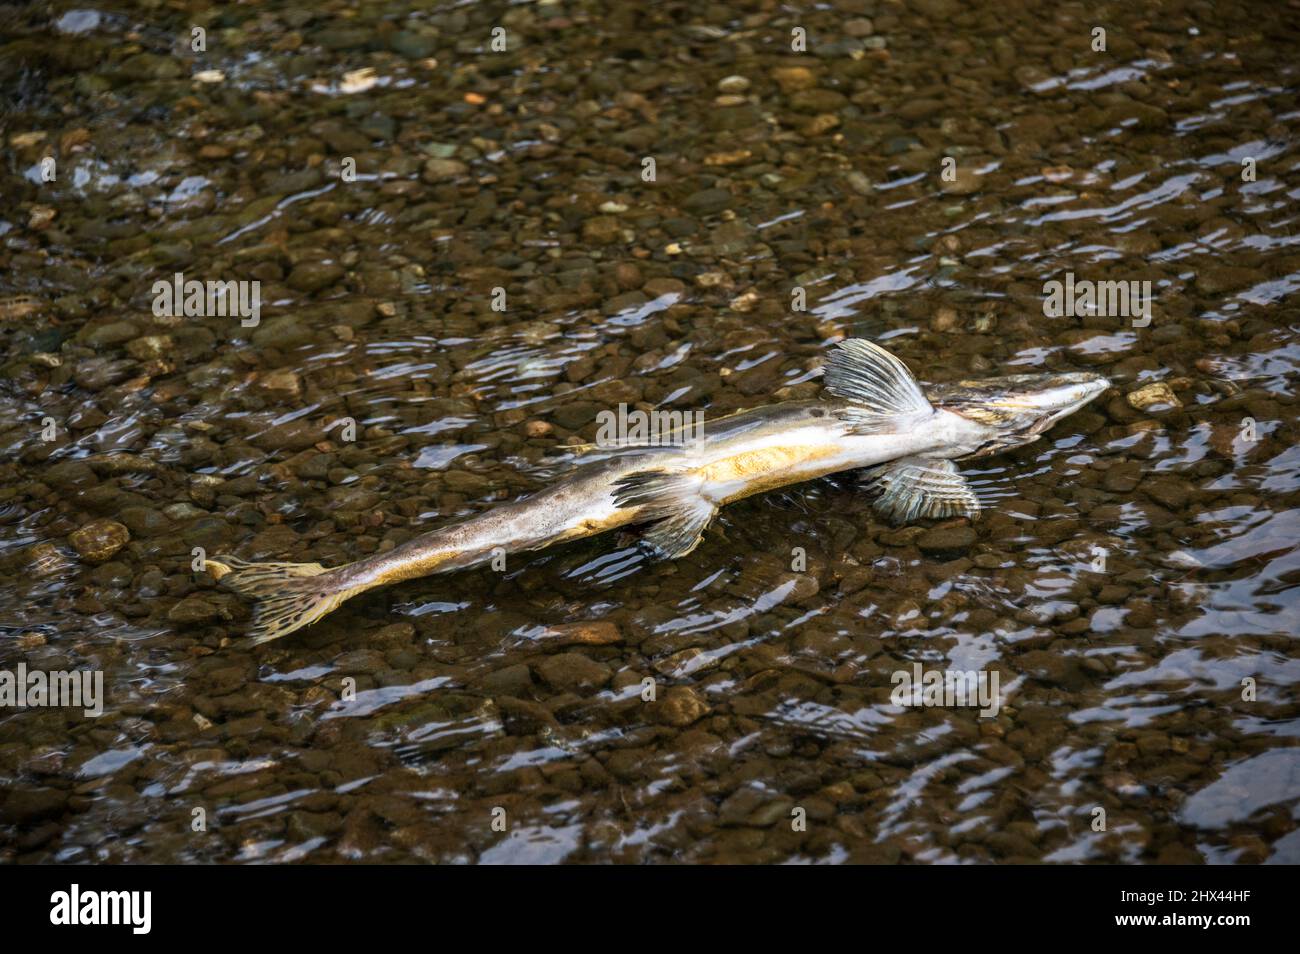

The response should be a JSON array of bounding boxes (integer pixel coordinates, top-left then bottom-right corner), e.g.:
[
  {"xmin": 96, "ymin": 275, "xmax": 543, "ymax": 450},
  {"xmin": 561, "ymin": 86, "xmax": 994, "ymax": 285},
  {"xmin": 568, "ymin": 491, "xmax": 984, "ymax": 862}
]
[
  {"xmin": 206, "ymin": 555, "xmax": 358, "ymax": 645},
  {"xmin": 640, "ymin": 500, "xmax": 717, "ymax": 558},
  {"xmin": 863, "ymin": 456, "xmax": 980, "ymax": 524},
  {"xmin": 611, "ymin": 469, "xmax": 716, "ymax": 559},
  {"xmin": 823, "ymin": 339, "xmax": 934, "ymax": 433}
]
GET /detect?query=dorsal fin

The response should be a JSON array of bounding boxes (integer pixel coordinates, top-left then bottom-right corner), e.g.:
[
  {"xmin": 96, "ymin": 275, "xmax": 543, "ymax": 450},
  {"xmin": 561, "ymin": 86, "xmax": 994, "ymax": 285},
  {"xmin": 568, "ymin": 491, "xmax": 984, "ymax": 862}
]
[{"xmin": 823, "ymin": 339, "xmax": 933, "ymax": 432}]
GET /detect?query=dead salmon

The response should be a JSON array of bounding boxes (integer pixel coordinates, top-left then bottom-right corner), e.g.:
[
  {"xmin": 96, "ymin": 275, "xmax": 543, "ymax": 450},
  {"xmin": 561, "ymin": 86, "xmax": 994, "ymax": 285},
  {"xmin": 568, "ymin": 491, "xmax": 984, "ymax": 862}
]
[{"xmin": 207, "ymin": 339, "xmax": 1109, "ymax": 644}]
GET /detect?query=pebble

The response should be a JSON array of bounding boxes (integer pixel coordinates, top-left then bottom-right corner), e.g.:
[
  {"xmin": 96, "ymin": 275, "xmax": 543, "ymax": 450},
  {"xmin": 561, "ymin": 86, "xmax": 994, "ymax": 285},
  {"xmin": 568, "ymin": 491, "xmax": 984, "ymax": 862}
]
[
  {"xmin": 940, "ymin": 167, "xmax": 984, "ymax": 195},
  {"xmin": 251, "ymin": 316, "xmax": 313, "ymax": 350},
  {"xmin": 126, "ymin": 335, "xmax": 173, "ymax": 360},
  {"xmin": 930, "ymin": 307, "xmax": 961, "ymax": 332},
  {"xmin": 683, "ymin": 188, "xmax": 732, "ymax": 215},
  {"xmin": 649, "ymin": 686, "xmax": 709, "ymax": 727},
  {"xmin": 582, "ymin": 216, "xmax": 624, "ymax": 243},
  {"xmin": 287, "ymin": 262, "xmax": 344, "ymax": 293},
  {"xmin": 916, "ymin": 525, "xmax": 976, "ymax": 553},
  {"xmin": 257, "ymin": 368, "xmax": 302, "ymax": 395},
  {"xmin": 421, "ymin": 158, "xmax": 468, "ymax": 183},
  {"xmin": 534, "ymin": 653, "xmax": 612, "ymax": 693},
  {"xmin": 27, "ymin": 542, "xmax": 73, "ymax": 577},
  {"xmin": 614, "ymin": 262, "xmax": 643, "ymax": 289},
  {"xmin": 844, "ymin": 170, "xmax": 874, "ymax": 195},
  {"xmin": 1126, "ymin": 382, "xmax": 1182, "ymax": 412},
  {"xmin": 704, "ymin": 150, "xmax": 753, "ymax": 170},
  {"xmin": 68, "ymin": 519, "xmax": 130, "ymax": 563},
  {"xmin": 167, "ymin": 596, "xmax": 222, "ymax": 625},
  {"xmin": 772, "ymin": 66, "xmax": 817, "ymax": 94},
  {"xmin": 480, "ymin": 664, "xmax": 534, "ymax": 696},
  {"xmin": 789, "ymin": 89, "xmax": 847, "ymax": 114},
  {"xmin": 0, "ymin": 787, "xmax": 68, "ymax": 824},
  {"xmin": 538, "ymin": 621, "xmax": 623, "ymax": 646},
  {"xmin": 84, "ymin": 321, "xmax": 138, "ymax": 349}
]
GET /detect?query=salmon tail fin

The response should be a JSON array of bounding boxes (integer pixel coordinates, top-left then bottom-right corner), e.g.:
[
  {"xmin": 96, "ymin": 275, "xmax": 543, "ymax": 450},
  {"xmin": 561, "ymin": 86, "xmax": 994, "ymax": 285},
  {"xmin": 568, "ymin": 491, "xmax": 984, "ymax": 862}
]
[{"xmin": 205, "ymin": 555, "xmax": 360, "ymax": 645}]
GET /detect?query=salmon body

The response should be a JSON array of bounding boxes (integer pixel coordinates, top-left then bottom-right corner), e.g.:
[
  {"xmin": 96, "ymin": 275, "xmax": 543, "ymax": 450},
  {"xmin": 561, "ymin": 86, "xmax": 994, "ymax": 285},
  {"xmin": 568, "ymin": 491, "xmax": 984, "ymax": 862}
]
[
  {"xmin": 207, "ymin": 340, "xmax": 1109, "ymax": 644},
  {"xmin": 344, "ymin": 399, "xmax": 959, "ymax": 588}
]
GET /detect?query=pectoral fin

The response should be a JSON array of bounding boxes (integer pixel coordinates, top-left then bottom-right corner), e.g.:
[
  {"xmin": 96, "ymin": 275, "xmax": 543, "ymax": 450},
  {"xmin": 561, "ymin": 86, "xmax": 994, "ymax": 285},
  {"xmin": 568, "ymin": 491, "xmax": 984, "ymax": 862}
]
[
  {"xmin": 823, "ymin": 339, "xmax": 935, "ymax": 434},
  {"xmin": 863, "ymin": 456, "xmax": 980, "ymax": 524},
  {"xmin": 611, "ymin": 469, "xmax": 717, "ymax": 559}
]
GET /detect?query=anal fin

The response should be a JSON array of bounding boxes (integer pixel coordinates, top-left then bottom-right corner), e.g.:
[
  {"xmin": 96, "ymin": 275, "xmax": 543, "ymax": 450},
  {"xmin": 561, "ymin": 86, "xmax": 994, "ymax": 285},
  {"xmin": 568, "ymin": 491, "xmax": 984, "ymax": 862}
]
[
  {"xmin": 611, "ymin": 469, "xmax": 717, "ymax": 559},
  {"xmin": 863, "ymin": 456, "xmax": 980, "ymax": 524}
]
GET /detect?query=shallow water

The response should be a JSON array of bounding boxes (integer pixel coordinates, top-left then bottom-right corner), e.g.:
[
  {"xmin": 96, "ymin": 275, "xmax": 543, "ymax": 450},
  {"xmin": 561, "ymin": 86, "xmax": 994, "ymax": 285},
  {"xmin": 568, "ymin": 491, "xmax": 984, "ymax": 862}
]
[{"xmin": 1, "ymin": 0, "xmax": 1298, "ymax": 863}]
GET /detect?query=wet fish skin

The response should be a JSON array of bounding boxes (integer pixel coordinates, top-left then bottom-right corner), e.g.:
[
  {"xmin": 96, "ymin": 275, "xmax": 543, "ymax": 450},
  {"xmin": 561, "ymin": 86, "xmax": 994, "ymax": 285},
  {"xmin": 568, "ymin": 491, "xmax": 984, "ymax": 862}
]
[
  {"xmin": 339, "ymin": 398, "xmax": 944, "ymax": 587},
  {"xmin": 207, "ymin": 340, "xmax": 1109, "ymax": 644}
]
